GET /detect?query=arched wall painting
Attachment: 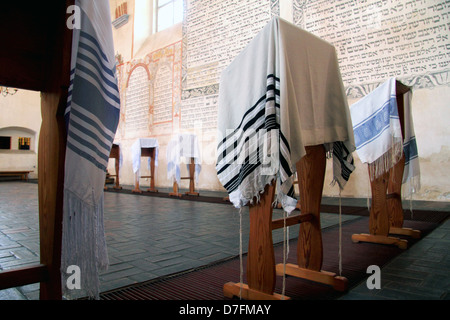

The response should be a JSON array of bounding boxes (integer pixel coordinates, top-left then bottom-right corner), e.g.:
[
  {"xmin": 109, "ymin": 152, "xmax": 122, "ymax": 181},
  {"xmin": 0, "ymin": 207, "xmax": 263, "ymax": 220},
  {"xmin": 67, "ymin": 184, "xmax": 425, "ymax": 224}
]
[{"xmin": 117, "ymin": 40, "xmax": 182, "ymax": 139}]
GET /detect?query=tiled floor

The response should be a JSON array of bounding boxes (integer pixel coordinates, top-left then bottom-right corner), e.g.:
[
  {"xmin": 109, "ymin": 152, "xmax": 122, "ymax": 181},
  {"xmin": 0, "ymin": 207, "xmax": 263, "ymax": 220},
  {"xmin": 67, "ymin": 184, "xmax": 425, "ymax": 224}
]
[{"xmin": 0, "ymin": 181, "xmax": 449, "ymax": 300}]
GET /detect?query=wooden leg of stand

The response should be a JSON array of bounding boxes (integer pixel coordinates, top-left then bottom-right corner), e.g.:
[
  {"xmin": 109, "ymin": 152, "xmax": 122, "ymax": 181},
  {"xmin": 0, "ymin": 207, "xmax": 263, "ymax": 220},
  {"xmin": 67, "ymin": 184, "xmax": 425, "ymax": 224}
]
[
  {"xmin": 387, "ymin": 155, "xmax": 420, "ymax": 239},
  {"xmin": 297, "ymin": 145, "xmax": 325, "ymax": 271},
  {"xmin": 39, "ymin": 91, "xmax": 66, "ymax": 300},
  {"xmin": 223, "ymin": 181, "xmax": 289, "ymax": 300},
  {"xmin": 147, "ymin": 149, "xmax": 158, "ymax": 192},
  {"xmin": 185, "ymin": 158, "xmax": 199, "ymax": 196},
  {"xmin": 132, "ymin": 171, "xmax": 142, "ymax": 193},
  {"xmin": 352, "ymin": 167, "xmax": 408, "ymax": 249},
  {"xmin": 169, "ymin": 181, "xmax": 182, "ymax": 197},
  {"xmin": 113, "ymin": 157, "xmax": 122, "ymax": 190},
  {"xmin": 275, "ymin": 145, "xmax": 348, "ymax": 291}
]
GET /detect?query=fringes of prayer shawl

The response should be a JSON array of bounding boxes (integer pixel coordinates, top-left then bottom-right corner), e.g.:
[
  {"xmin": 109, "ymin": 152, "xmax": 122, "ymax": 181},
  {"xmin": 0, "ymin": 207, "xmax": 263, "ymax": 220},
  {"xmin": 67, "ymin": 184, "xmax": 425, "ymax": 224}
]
[
  {"xmin": 327, "ymin": 141, "xmax": 356, "ymax": 190},
  {"xmin": 61, "ymin": 190, "xmax": 109, "ymax": 300},
  {"xmin": 62, "ymin": 0, "xmax": 120, "ymax": 300}
]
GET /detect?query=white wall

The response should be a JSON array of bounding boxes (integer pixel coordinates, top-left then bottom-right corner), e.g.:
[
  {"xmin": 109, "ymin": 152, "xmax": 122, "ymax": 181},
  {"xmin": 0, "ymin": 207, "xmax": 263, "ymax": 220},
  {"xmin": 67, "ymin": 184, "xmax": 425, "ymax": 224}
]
[{"xmin": 0, "ymin": 89, "xmax": 41, "ymax": 178}]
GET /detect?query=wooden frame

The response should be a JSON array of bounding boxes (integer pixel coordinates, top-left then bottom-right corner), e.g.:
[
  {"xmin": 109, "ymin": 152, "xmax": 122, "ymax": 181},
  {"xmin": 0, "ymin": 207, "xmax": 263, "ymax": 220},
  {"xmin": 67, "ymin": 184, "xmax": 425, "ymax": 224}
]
[
  {"xmin": 224, "ymin": 145, "xmax": 348, "ymax": 300},
  {"xmin": 0, "ymin": 1, "xmax": 74, "ymax": 299},
  {"xmin": 352, "ymin": 81, "xmax": 420, "ymax": 249},
  {"xmin": 105, "ymin": 144, "xmax": 122, "ymax": 190}
]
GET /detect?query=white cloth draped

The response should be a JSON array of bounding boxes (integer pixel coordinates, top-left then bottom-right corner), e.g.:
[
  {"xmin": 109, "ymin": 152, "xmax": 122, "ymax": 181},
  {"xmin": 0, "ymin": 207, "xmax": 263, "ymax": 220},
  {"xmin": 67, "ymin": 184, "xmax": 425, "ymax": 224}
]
[
  {"xmin": 350, "ymin": 78, "xmax": 403, "ymax": 179},
  {"xmin": 216, "ymin": 17, "xmax": 355, "ymax": 214},
  {"xmin": 350, "ymin": 77, "xmax": 420, "ymax": 192},
  {"xmin": 167, "ymin": 133, "xmax": 201, "ymax": 185},
  {"xmin": 131, "ymin": 138, "xmax": 159, "ymax": 182},
  {"xmin": 402, "ymin": 90, "xmax": 421, "ymax": 194},
  {"xmin": 62, "ymin": 0, "xmax": 120, "ymax": 299}
]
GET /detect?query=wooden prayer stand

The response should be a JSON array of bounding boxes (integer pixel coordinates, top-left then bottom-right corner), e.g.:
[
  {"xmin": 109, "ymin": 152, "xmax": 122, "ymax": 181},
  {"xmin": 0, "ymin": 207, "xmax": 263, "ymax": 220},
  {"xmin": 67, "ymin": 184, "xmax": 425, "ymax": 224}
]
[
  {"xmin": 169, "ymin": 157, "xmax": 199, "ymax": 197},
  {"xmin": 352, "ymin": 81, "xmax": 420, "ymax": 249},
  {"xmin": 132, "ymin": 147, "xmax": 158, "ymax": 193},
  {"xmin": 105, "ymin": 144, "xmax": 122, "ymax": 190},
  {"xmin": 0, "ymin": 1, "xmax": 73, "ymax": 299},
  {"xmin": 224, "ymin": 145, "xmax": 348, "ymax": 300}
]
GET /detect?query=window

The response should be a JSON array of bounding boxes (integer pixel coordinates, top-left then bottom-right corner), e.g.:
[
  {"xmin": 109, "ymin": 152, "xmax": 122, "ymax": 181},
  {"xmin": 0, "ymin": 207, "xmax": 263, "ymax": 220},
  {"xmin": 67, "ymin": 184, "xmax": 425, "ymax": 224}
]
[
  {"xmin": 155, "ymin": 0, "xmax": 183, "ymax": 32},
  {"xmin": 18, "ymin": 137, "xmax": 31, "ymax": 150},
  {"xmin": 0, "ymin": 136, "xmax": 11, "ymax": 149}
]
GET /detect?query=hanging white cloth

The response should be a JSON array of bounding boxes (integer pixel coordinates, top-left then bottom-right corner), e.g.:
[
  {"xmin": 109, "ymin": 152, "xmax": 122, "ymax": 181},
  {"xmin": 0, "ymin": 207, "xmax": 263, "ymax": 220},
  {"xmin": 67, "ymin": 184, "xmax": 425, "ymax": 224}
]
[
  {"xmin": 402, "ymin": 91, "xmax": 421, "ymax": 195},
  {"xmin": 62, "ymin": 0, "xmax": 120, "ymax": 299},
  {"xmin": 131, "ymin": 138, "xmax": 159, "ymax": 185},
  {"xmin": 350, "ymin": 78, "xmax": 403, "ymax": 180},
  {"xmin": 216, "ymin": 17, "xmax": 355, "ymax": 214},
  {"xmin": 166, "ymin": 133, "xmax": 202, "ymax": 185}
]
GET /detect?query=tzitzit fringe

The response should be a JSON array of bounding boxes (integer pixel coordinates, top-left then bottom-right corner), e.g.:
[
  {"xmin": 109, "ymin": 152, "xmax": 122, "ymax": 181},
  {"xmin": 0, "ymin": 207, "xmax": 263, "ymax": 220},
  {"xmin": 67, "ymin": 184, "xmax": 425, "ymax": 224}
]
[
  {"xmin": 282, "ymin": 209, "xmax": 287, "ymax": 299},
  {"xmin": 239, "ymin": 207, "xmax": 243, "ymax": 300},
  {"xmin": 338, "ymin": 189, "xmax": 343, "ymax": 276}
]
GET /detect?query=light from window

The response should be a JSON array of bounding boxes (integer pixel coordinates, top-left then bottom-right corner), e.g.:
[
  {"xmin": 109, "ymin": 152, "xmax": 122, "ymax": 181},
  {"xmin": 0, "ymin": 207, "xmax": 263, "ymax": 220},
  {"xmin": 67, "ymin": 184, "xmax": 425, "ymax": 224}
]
[{"xmin": 157, "ymin": 0, "xmax": 183, "ymax": 32}]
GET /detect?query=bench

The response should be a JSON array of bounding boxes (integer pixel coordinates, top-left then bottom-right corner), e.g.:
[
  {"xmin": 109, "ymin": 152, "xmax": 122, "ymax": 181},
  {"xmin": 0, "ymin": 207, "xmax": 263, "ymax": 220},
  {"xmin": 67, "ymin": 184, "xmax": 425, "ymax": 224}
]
[{"xmin": 0, "ymin": 171, "xmax": 33, "ymax": 181}]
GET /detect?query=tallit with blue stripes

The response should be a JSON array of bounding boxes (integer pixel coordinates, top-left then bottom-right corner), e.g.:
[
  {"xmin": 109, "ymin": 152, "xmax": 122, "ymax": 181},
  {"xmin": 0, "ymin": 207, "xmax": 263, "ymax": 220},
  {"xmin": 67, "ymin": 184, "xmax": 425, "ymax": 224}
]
[
  {"xmin": 62, "ymin": 0, "xmax": 120, "ymax": 299},
  {"xmin": 350, "ymin": 78, "xmax": 420, "ymax": 187}
]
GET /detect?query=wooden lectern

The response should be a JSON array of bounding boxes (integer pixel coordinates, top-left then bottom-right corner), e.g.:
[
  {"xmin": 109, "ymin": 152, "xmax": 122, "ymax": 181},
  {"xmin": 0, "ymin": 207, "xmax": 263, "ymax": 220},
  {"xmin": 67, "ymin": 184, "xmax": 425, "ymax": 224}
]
[
  {"xmin": 132, "ymin": 147, "xmax": 158, "ymax": 193},
  {"xmin": 224, "ymin": 145, "xmax": 348, "ymax": 300},
  {"xmin": 352, "ymin": 81, "xmax": 421, "ymax": 249}
]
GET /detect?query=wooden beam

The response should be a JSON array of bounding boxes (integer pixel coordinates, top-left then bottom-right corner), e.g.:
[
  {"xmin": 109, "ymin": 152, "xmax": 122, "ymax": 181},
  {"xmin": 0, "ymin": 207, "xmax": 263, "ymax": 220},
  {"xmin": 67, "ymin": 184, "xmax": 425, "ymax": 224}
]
[
  {"xmin": 271, "ymin": 213, "xmax": 313, "ymax": 230},
  {"xmin": 0, "ymin": 265, "xmax": 48, "ymax": 291}
]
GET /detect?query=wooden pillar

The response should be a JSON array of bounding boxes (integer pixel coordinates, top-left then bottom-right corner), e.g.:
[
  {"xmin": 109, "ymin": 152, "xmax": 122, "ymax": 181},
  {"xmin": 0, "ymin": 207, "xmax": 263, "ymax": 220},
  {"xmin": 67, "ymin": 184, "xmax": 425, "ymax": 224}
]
[
  {"xmin": 224, "ymin": 181, "xmax": 287, "ymax": 300},
  {"xmin": 276, "ymin": 145, "xmax": 348, "ymax": 292},
  {"xmin": 106, "ymin": 144, "xmax": 122, "ymax": 190},
  {"xmin": 38, "ymin": 0, "xmax": 74, "ymax": 299},
  {"xmin": 170, "ymin": 158, "xmax": 199, "ymax": 197}
]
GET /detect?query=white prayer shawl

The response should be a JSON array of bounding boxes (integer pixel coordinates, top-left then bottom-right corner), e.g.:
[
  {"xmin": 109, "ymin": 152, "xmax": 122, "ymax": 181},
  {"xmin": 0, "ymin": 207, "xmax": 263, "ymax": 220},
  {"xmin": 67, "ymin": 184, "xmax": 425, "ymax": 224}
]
[
  {"xmin": 350, "ymin": 78, "xmax": 420, "ymax": 190},
  {"xmin": 62, "ymin": 0, "xmax": 120, "ymax": 299},
  {"xmin": 351, "ymin": 77, "xmax": 403, "ymax": 180},
  {"xmin": 167, "ymin": 133, "xmax": 202, "ymax": 185},
  {"xmin": 216, "ymin": 17, "xmax": 355, "ymax": 214}
]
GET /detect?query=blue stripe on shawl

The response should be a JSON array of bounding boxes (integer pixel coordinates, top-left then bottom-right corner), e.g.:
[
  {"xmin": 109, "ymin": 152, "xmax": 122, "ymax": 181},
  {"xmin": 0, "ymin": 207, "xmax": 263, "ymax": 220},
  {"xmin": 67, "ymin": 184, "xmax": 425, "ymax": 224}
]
[
  {"xmin": 67, "ymin": 139, "xmax": 108, "ymax": 171},
  {"xmin": 404, "ymin": 136, "xmax": 418, "ymax": 165},
  {"xmin": 70, "ymin": 75, "xmax": 120, "ymax": 134},
  {"xmin": 353, "ymin": 96, "xmax": 398, "ymax": 150}
]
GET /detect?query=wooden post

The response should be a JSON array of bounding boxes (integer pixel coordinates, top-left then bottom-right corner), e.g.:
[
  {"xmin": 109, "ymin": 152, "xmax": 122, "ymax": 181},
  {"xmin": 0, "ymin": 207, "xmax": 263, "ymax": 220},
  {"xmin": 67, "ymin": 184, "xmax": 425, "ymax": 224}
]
[
  {"xmin": 185, "ymin": 158, "xmax": 199, "ymax": 196},
  {"xmin": 38, "ymin": 0, "xmax": 74, "ymax": 299},
  {"xmin": 224, "ymin": 181, "xmax": 288, "ymax": 300},
  {"xmin": 275, "ymin": 145, "xmax": 348, "ymax": 292},
  {"xmin": 170, "ymin": 157, "xmax": 199, "ymax": 197},
  {"xmin": 351, "ymin": 167, "xmax": 408, "ymax": 249}
]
